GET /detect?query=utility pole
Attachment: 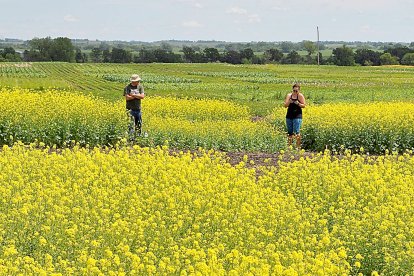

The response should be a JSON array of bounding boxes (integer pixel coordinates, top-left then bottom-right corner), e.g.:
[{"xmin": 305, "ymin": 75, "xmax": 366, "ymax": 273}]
[{"xmin": 317, "ymin": 26, "xmax": 320, "ymax": 66}]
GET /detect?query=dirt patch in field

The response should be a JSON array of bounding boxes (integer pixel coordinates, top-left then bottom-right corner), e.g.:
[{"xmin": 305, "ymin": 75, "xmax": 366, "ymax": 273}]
[
  {"xmin": 250, "ymin": 115, "xmax": 265, "ymax": 122},
  {"xmin": 223, "ymin": 150, "xmax": 316, "ymax": 168}
]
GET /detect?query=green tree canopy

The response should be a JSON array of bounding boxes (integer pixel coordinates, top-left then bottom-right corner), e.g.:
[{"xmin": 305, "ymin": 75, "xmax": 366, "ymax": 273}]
[
  {"xmin": 401, "ymin": 53, "xmax": 414, "ymax": 65},
  {"xmin": 302, "ymin": 40, "xmax": 316, "ymax": 56},
  {"xmin": 24, "ymin": 37, "xmax": 75, "ymax": 62},
  {"xmin": 332, "ymin": 45, "xmax": 355, "ymax": 66},
  {"xmin": 380, "ymin": 53, "xmax": 399, "ymax": 65}
]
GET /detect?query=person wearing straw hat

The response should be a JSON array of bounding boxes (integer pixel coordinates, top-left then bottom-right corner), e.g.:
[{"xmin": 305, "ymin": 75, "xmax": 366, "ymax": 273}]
[{"xmin": 124, "ymin": 74, "xmax": 145, "ymax": 137}]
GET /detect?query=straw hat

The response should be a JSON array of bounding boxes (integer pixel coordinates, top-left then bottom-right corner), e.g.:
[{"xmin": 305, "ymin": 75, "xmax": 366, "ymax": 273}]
[{"xmin": 130, "ymin": 74, "xmax": 142, "ymax": 82}]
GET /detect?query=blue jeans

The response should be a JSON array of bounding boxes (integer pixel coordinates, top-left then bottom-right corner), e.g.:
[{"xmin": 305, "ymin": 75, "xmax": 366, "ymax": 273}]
[
  {"xmin": 128, "ymin": 109, "xmax": 142, "ymax": 135},
  {"xmin": 286, "ymin": 118, "xmax": 302, "ymax": 135}
]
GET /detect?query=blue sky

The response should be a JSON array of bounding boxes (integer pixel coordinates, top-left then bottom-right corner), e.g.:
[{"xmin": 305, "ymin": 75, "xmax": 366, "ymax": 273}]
[{"xmin": 1, "ymin": 0, "xmax": 413, "ymax": 42}]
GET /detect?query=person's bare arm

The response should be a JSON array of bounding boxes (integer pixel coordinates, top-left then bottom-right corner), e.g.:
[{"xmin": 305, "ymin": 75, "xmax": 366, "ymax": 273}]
[
  {"xmin": 125, "ymin": 94, "xmax": 135, "ymax": 101},
  {"xmin": 284, "ymin": 93, "xmax": 292, "ymax": 107},
  {"xmin": 135, "ymin": 93, "xmax": 145, "ymax": 99},
  {"xmin": 297, "ymin": 93, "xmax": 306, "ymax": 108}
]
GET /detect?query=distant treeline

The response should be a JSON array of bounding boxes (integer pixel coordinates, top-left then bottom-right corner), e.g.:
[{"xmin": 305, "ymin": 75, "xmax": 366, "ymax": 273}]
[{"xmin": 1, "ymin": 37, "xmax": 414, "ymax": 66}]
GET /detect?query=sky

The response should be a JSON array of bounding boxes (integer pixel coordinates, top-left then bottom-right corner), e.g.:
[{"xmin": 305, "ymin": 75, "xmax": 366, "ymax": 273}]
[{"xmin": 1, "ymin": 0, "xmax": 413, "ymax": 43}]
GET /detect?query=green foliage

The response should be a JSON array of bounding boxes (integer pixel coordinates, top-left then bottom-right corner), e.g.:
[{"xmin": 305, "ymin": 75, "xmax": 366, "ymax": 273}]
[
  {"xmin": 380, "ymin": 53, "xmax": 399, "ymax": 65},
  {"xmin": 25, "ymin": 37, "xmax": 75, "ymax": 62},
  {"xmin": 401, "ymin": 53, "xmax": 414, "ymax": 65},
  {"xmin": 0, "ymin": 47, "xmax": 22, "ymax": 62},
  {"xmin": 332, "ymin": 45, "xmax": 355, "ymax": 66},
  {"xmin": 2, "ymin": 62, "xmax": 414, "ymax": 117}
]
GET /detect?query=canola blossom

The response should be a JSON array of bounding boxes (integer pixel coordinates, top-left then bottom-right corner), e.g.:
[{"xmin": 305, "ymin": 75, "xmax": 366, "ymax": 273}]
[
  {"xmin": 261, "ymin": 150, "xmax": 414, "ymax": 275},
  {"xmin": 1, "ymin": 145, "xmax": 413, "ymax": 274},
  {"xmin": 0, "ymin": 88, "xmax": 128, "ymax": 147},
  {"xmin": 271, "ymin": 102, "xmax": 414, "ymax": 153},
  {"xmin": 141, "ymin": 97, "xmax": 285, "ymax": 152},
  {"xmin": 143, "ymin": 97, "xmax": 250, "ymax": 121},
  {"xmin": 143, "ymin": 117, "xmax": 284, "ymax": 152},
  {"xmin": 0, "ymin": 89, "xmax": 285, "ymax": 152}
]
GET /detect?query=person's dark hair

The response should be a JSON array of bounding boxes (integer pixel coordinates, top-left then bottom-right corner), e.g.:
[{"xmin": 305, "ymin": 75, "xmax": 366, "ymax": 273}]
[{"xmin": 292, "ymin": 83, "xmax": 300, "ymax": 89}]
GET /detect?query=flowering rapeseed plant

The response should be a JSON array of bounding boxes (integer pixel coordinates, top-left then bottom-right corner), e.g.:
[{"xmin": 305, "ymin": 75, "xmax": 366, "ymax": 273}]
[
  {"xmin": 0, "ymin": 89, "xmax": 285, "ymax": 152},
  {"xmin": 0, "ymin": 88, "xmax": 128, "ymax": 147},
  {"xmin": 0, "ymin": 144, "xmax": 351, "ymax": 275},
  {"xmin": 2, "ymin": 145, "xmax": 414, "ymax": 274},
  {"xmin": 270, "ymin": 102, "xmax": 414, "ymax": 153}
]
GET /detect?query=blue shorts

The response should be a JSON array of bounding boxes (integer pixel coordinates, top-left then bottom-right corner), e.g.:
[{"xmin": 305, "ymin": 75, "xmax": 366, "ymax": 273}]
[{"xmin": 286, "ymin": 118, "xmax": 302, "ymax": 135}]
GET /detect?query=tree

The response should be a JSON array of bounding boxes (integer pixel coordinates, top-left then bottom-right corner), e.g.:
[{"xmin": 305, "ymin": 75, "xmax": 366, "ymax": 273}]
[
  {"xmin": 332, "ymin": 45, "xmax": 355, "ymax": 66},
  {"xmin": 160, "ymin": 42, "xmax": 173, "ymax": 52},
  {"xmin": 23, "ymin": 50, "xmax": 42, "ymax": 62},
  {"xmin": 90, "ymin": 48, "xmax": 103, "ymax": 63},
  {"xmin": 153, "ymin": 49, "xmax": 182, "ymax": 63},
  {"xmin": 354, "ymin": 49, "xmax": 381, "ymax": 66},
  {"xmin": 282, "ymin": 50, "xmax": 302, "ymax": 64},
  {"xmin": 24, "ymin": 37, "xmax": 75, "ymax": 62},
  {"xmin": 379, "ymin": 53, "xmax": 399, "ymax": 65},
  {"xmin": 240, "ymin": 48, "xmax": 254, "ymax": 60},
  {"xmin": 222, "ymin": 50, "xmax": 242, "ymax": 64},
  {"xmin": 182, "ymin": 46, "xmax": 207, "ymax": 63},
  {"xmin": 280, "ymin": 41, "xmax": 295, "ymax": 53},
  {"xmin": 204, "ymin": 48, "xmax": 220, "ymax": 62},
  {"xmin": 384, "ymin": 46, "xmax": 411, "ymax": 60},
  {"xmin": 102, "ymin": 49, "xmax": 111, "ymax": 63},
  {"xmin": 0, "ymin": 47, "xmax": 22, "ymax": 62},
  {"xmin": 401, "ymin": 53, "xmax": 414, "ymax": 65},
  {"xmin": 302, "ymin": 40, "xmax": 316, "ymax": 56},
  {"xmin": 135, "ymin": 48, "xmax": 154, "ymax": 63},
  {"xmin": 75, "ymin": 48, "xmax": 87, "ymax": 63},
  {"xmin": 49, "ymin": 37, "xmax": 75, "ymax": 62},
  {"xmin": 264, "ymin": 48, "xmax": 283, "ymax": 63},
  {"xmin": 316, "ymin": 52, "xmax": 324, "ymax": 65},
  {"xmin": 27, "ymin": 37, "xmax": 53, "ymax": 61},
  {"xmin": 136, "ymin": 48, "xmax": 156, "ymax": 63},
  {"xmin": 111, "ymin": 47, "xmax": 132, "ymax": 63},
  {"xmin": 182, "ymin": 46, "xmax": 196, "ymax": 62}
]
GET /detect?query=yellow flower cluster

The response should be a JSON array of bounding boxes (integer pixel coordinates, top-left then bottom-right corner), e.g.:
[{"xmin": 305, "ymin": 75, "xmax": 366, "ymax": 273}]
[
  {"xmin": 134, "ymin": 97, "xmax": 285, "ymax": 152},
  {"xmin": 270, "ymin": 102, "xmax": 414, "ymax": 153},
  {"xmin": 261, "ymin": 150, "xmax": 414, "ymax": 275},
  {"xmin": 144, "ymin": 97, "xmax": 250, "ymax": 121},
  {"xmin": 0, "ymin": 88, "xmax": 128, "ymax": 146},
  {"xmin": 0, "ymin": 89, "xmax": 284, "ymax": 152},
  {"xmin": 0, "ymin": 144, "xmax": 353, "ymax": 275}
]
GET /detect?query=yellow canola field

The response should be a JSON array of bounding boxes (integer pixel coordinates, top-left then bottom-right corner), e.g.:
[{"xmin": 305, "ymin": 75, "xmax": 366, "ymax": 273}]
[
  {"xmin": 0, "ymin": 89, "xmax": 285, "ymax": 152},
  {"xmin": 0, "ymin": 88, "xmax": 128, "ymax": 146},
  {"xmin": 0, "ymin": 145, "xmax": 345, "ymax": 275},
  {"xmin": 143, "ymin": 97, "xmax": 250, "ymax": 121},
  {"xmin": 271, "ymin": 102, "xmax": 414, "ymax": 153},
  {"xmin": 1, "ymin": 145, "xmax": 413, "ymax": 275},
  {"xmin": 139, "ymin": 97, "xmax": 285, "ymax": 151}
]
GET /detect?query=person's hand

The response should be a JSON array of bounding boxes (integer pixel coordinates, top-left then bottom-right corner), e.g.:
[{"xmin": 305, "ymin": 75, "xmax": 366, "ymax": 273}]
[{"xmin": 294, "ymin": 100, "xmax": 299, "ymax": 105}]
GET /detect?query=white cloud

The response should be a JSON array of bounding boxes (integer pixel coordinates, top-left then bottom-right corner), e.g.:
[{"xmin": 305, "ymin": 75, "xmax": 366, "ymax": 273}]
[
  {"xmin": 271, "ymin": 5, "xmax": 289, "ymax": 11},
  {"xmin": 63, "ymin": 15, "xmax": 78, "ymax": 22},
  {"xmin": 360, "ymin": 25, "xmax": 372, "ymax": 32},
  {"xmin": 182, "ymin": 20, "xmax": 203, "ymax": 28},
  {"xmin": 175, "ymin": 0, "xmax": 203, "ymax": 8},
  {"xmin": 248, "ymin": 14, "xmax": 261, "ymax": 23},
  {"xmin": 226, "ymin": 6, "xmax": 260, "ymax": 24},
  {"xmin": 227, "ymin": 7, "xmax": 248, "ymax": 15}
]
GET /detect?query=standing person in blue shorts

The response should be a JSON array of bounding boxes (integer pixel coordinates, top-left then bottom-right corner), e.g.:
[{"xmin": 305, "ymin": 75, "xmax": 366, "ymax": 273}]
[
  {"xmin": 284, "ymin": 83, "xmax": 306, "ymax": 149},
  {"xmin": 124, "ymin": 74, "xmax": 145, "ymax": 137}
]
